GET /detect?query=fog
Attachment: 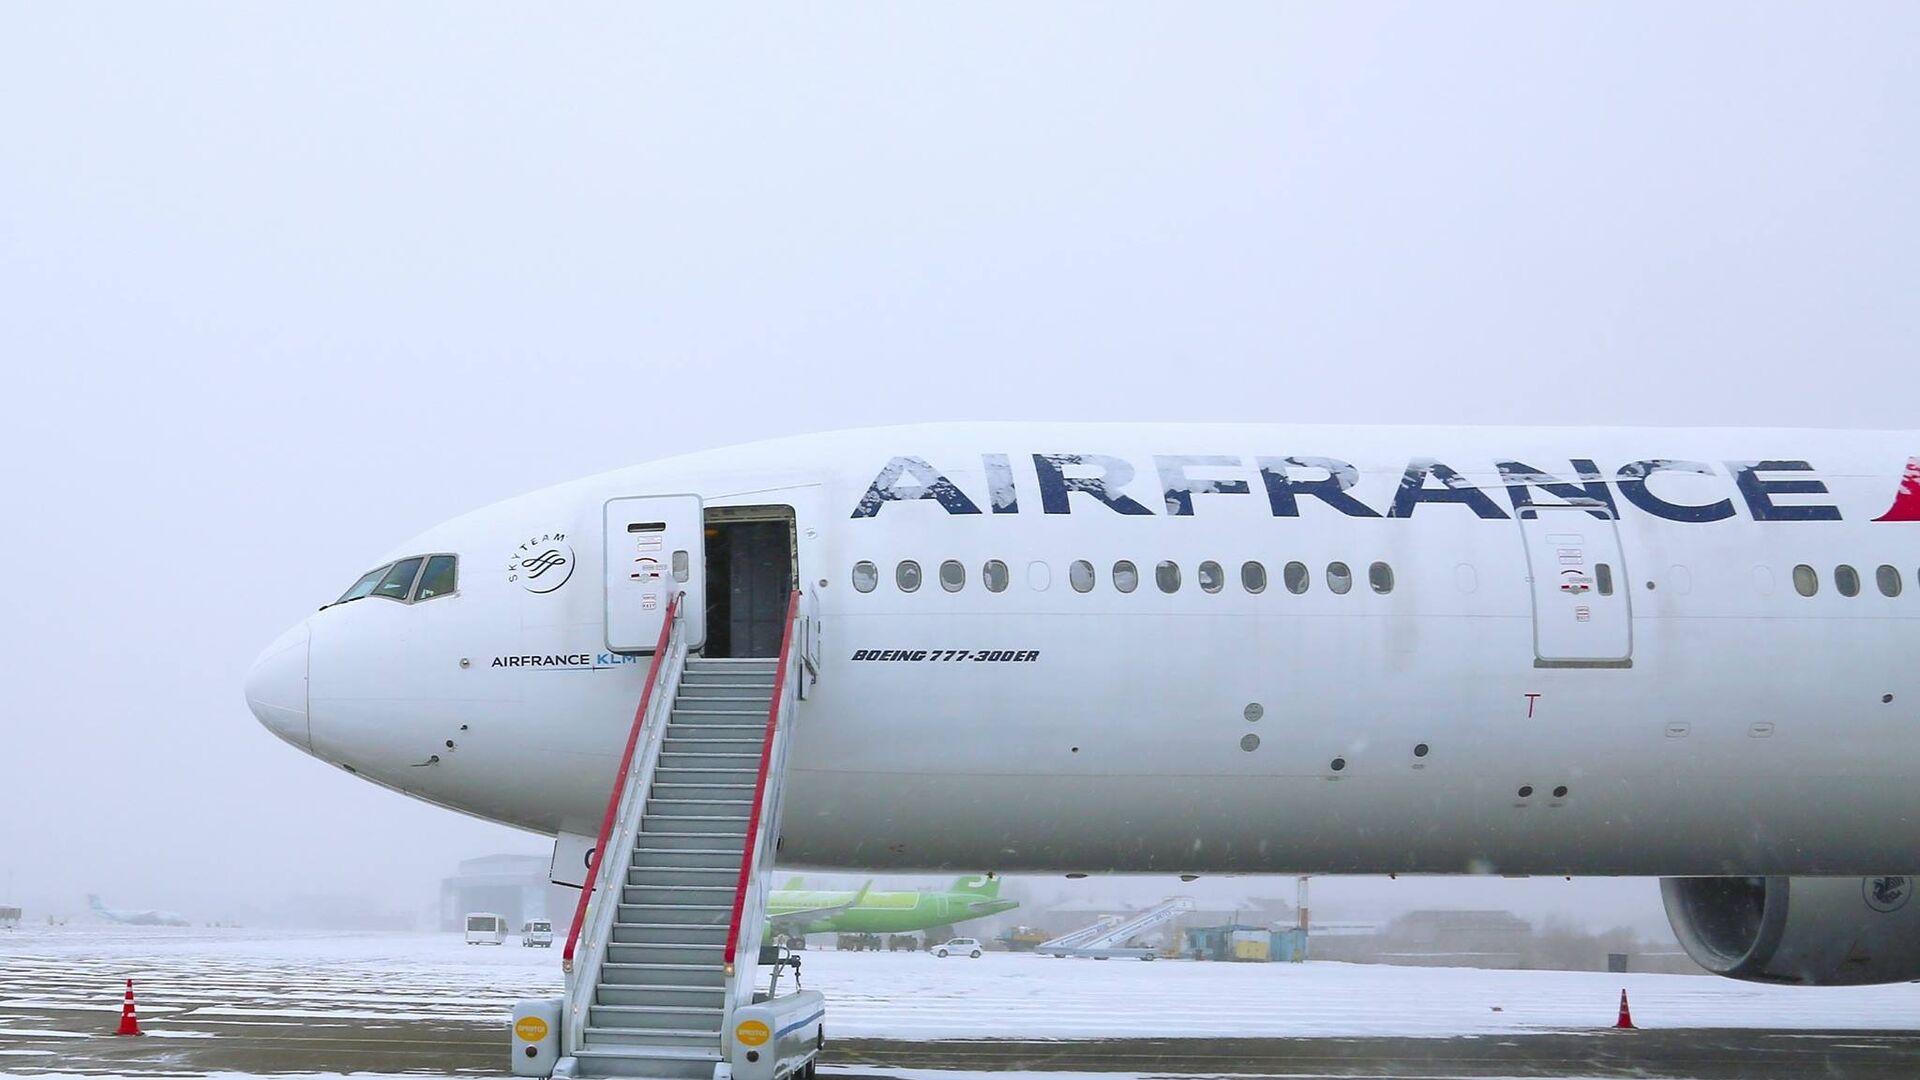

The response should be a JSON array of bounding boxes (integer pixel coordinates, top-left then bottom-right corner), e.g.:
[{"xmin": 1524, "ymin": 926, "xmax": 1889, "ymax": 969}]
[{"xmin": 1, "ymin": 4, "xmax": 1911, "ymax": 936}]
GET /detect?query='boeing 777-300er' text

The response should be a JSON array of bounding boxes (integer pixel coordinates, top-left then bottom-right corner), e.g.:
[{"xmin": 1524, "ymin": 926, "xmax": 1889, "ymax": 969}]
[{"xmin": 247, "ymin": 423, "xmax": 1920, "ymax": 985}]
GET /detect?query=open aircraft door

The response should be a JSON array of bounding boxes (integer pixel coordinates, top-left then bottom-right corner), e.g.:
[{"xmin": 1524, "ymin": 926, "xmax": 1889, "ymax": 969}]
[
  {"xmin": 605, "ymin": 495, "xmax": 704, "ymax": 652},
  {"xmin": 1518, "ymin": 504, "xmax": 1632, "ymax": 667}
]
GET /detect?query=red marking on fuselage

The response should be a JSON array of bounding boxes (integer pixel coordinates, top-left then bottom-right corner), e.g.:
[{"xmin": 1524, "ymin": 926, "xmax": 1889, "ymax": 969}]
[{"xmin": 1875, "ymin": 458, "xmax": 1920, "ymax": 522}]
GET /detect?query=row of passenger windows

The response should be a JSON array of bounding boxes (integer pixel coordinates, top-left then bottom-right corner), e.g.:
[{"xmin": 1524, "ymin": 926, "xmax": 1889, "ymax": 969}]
[
  {"xmin": 851, "ymin": 559, "xmax": 1396, "ymax": 596},
  {"xmin": 1792, "ymin": 563, "xmax": 1908, "ymax": 598},
  {"xmin": 334, "ymin": 554, "xmax": 460, "ymax": 606}
]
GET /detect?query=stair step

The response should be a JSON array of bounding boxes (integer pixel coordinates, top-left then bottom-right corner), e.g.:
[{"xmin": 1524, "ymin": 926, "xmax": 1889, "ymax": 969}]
[
  {"xmin": 628, "ymin": 865, "xmax": 740, "ymax": 887},
  {"xmin": 589, "ymin": 1003, "xmax": 723, "ymax": 1032},
  {"xmin": 631, "ymin": 848, "xmax": 742, "ymax": 869},
  {"xmin": 597, "ymin": 961, "xmax": 725, "ymax": 987},
  {"xmin": 615, "ymin": 903, "xmax": 732, "ymax": 925},
  {"xmin": 582, "ymin": 1025, "xmax": 725, "ymax": 1049},
  {"xmin": 634, "ymin": 832, "xmax": 745, "ymax": 851},
  {"xmin": 642, "ymin": 816, "xmax": 750, "ymax": 835},
  {"xmin": 664, "ymin": 730, "xmax": 765, "ymax": 744},
  {"xmin": 595, "ymin": 983, "xmax": 726, "ymax": 1009},
  {"xmin": 623, "ymin": 884, "xmax": 738, "ymax": 906},
  {"xmin": 662, "ymin": 740, "xmax": 766, "ymax": 757},
  {"xmin": 649, "ymin": 782, "xmax": 755, "ymax": 801},
  {"xmin": 569, "ymin": 1045, "xmax": 719, "ymax": 1080},
  {"xmin": 611, "ymin": 922, "xmax": 728, "ymax": 945},
  {"xmin": 644, "ymin": 798, "xmax": 752, "ymax": 817},
  {"xmin": 679, "ymin": 684, "xmax": 775, "ymax": 703},
  {"xmin": 653, "ymin": 768, "xmax": 760, "ymax": 786},
  {"xmin": 605, "ymin": 942, "xmax": 726, "ymax": 966}
]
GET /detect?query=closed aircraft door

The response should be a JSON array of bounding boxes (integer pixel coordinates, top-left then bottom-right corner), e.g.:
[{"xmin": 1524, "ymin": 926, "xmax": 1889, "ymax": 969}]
[
  {"xmin": 605, "ymin": 495, "xmax": 704, "ymax": 652},
  {"xmin": 1518, "ymin": 505, "xmax": 1631, "ymax": 667}
]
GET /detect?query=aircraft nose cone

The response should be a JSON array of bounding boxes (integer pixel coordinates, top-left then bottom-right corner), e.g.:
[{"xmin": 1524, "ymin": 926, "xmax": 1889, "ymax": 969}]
[{"xmin": 246, "ymin": 621, "xmax": 310, "ymax": 750}]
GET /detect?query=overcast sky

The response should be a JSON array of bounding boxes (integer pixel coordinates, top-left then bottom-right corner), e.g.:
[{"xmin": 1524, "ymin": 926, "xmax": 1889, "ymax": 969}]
[{"xmin": 1, "ymin": 4, "xmax": 1912, "ymax": 932}]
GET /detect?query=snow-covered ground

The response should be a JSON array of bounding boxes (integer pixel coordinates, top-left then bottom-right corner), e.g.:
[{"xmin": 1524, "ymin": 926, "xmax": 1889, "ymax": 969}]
[{"xmin": 3, "ymin": 924, "xmax": 1919, "ymax": 1042}]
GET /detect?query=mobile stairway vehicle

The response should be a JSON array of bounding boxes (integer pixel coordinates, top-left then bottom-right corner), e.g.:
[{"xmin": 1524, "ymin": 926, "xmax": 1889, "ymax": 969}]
[
  {"xmin": 514, "ymin": 592, "xmax": 825, "ymax": 1080},
  {"xmin": 1038, "ymin": 897, "xmax": 1197, "ymax": 960}
]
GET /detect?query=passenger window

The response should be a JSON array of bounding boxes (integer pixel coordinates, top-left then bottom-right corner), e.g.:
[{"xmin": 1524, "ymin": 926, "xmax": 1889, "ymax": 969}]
[
  {"xmin": 1879, "ymin": 565, "xmax": 1903, "ymax": 597},
  {"xmin": 1241, "ymin": 561, "xmax": 1266, "ymax": 594},
  {"xmin": 415, "ymin": 555, "xmax": 458, "ymax": 600},
  {"xmin": 1156, "ymin": 560, "xmax": 1181, "ymax": 593},
  {"xmin": 1327, "ymin": 561, "xmax": 1353, "ymax": 595},
  {"xmin": 896, "ymin": 561, "xmax": 922, "ymax": 592},
  {"xmin": 374, "ymin": 557, "xmax": 424, "ymax": 601},
  {"xmin": 1027, "ymin": 561, "xmax": 1051, "ymax": 591},
  {"xmin": 1198, "ymin": 561, "xmax": 1224, "ymax": 593},
  {"xmin": 1594, "ymin": 563, "xmax": 1613, "ymax": 596},
  {"xmin": 939, "ymin": 560, "xmax": 965, "ymax": 592},
  {"xmin": 1792, "ymin": 564, "xmax": 1818, "ymax": 597},
  {"xmin": 1369, "ymin": 561, "xmax": 1394, "ymax": 594},
  {"xmin": 1835, "ymin": 564, "xmax": 1860, "ymax": 597},
  {"xmin": 1283, "ymin": 561, "xmax": 1309, "ymax": 595},
  {"xmin": 337, "ymin": 565, "xmax": 390, "ymax": 604},
  {"xmin": 852, "ymin": 561, "xmax": 878, "ymax": 593},
  {"xmin": 1069, "ymin": 560, "xmax": 1095, "ymax": 593},
  {"xmin": 1112, "ymin": 560, "xmax": 1139, "ymax": 594},
  {"xmin": 983, "ymin": 560, "xmax": 1010, "ymax": 593}
]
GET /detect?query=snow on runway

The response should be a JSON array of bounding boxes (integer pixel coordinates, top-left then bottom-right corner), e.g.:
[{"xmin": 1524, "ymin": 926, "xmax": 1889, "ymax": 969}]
[{"xmin": 2, "ymin": 924, "xmax": 1919, "ymax": 1045}]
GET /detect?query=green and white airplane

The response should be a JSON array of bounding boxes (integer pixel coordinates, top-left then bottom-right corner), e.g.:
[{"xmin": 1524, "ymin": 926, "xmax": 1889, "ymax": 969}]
[{"xmin": 768, "ymin": 875, "xmax": 1016, "ymax": 936}]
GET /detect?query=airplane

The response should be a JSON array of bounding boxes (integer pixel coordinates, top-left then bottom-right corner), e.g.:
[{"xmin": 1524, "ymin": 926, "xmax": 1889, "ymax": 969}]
[
  {"xmin": 88, "ymin": 894, "xmax": 189, "ymax": 927},
  {"xmin": 246, "ymin": 422, "xmax": 1920, "ymax": 987},
  {"xmin": 769, "ymin": 875, "xmax": 1017, "ymax": 936}
]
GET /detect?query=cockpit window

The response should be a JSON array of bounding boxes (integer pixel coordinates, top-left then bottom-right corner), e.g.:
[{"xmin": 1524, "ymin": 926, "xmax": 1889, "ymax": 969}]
[
  {"xmin": 415, "ymin": 555, "xmax": 458, "ymax": 600},
  {"xmin": 374, "ymin": 557, "xmax": 425, "ymax": 601},
  {"xmin": 336, "ymin": 565, "xmax": 390, "ymax": 604}
]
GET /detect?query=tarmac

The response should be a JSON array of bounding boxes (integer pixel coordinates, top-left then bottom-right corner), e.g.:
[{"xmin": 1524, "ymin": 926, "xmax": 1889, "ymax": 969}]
[
  {"xmin": 6, "ymin": 926, "xmax": 1920, "ymax": 1078},
  {"xmin": 10, "ymin": 1012, "xmax": 1920, "ymax": 1079}
]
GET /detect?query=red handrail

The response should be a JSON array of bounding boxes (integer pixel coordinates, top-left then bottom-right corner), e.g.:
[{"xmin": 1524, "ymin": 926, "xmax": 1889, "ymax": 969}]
[
  {"xmin": 721, "ymin": 589, "xmax": 803, "ymax": 974},
  {"xmin": 562, "ymin": 591, "xmax": 683, "ymax": 973}
]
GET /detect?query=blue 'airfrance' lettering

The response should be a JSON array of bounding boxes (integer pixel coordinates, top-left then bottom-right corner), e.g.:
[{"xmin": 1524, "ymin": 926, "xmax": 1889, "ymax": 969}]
[
  {"xmin": 1729, "ymin": 460, "xmax": 1841, "ymax": 521},
  {"xmin": 1615, "ymin": 460, "xmax": 1737, "ymax": 523},
  {"xmin": 846, "ymin": 453, "xmax": 1864, "ymax": 522}
]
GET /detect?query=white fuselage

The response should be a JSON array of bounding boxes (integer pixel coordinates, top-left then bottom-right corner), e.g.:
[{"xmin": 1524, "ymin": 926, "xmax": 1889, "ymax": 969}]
[{"xmin": 246, "ymin": 423, "xmax": 1920, "ymax": 877}]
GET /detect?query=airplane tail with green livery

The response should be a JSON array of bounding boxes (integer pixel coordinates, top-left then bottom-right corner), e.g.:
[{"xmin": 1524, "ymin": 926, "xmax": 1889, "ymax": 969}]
[{"xmin": 950, "ymin": 875, "xmax": 1000, "ymax": 898}]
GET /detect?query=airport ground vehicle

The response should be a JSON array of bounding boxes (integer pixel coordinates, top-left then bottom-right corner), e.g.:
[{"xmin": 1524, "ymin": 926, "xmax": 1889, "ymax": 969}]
[
  {"xmin": 520, "ymin": 919, "xmax": 553, "ymax": 947},
  {"xmin": 464, "ymin": 913, "xmax": 507, "ymax": 945},
  {"xmin": 936, "ymin": 937, "xmax": 983, "ymax": 958}
]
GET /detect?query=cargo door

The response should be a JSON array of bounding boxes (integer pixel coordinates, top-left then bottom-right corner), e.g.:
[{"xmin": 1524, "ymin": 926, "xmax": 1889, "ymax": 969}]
[
  {"xmin": 1518, "ymin": 504, "xmax": 1631, "ymax": 667},
  {"xmin": 605, "ymin": 494, "xmax": 704, "ymax": 652}
]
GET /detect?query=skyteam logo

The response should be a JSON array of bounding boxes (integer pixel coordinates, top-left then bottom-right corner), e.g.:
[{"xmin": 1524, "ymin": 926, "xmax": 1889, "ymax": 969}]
[
  {"xmin": 509, "ymin": 532, "xmax": 575, "ymax": 594},
  {"xmin": 1864, "ymin": 876, "xmax": 1911, "ymax": 914}
]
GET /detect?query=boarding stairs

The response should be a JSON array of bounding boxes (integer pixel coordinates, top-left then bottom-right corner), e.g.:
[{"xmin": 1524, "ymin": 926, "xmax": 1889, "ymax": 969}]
[
  {"xmin": 1039, "ymin": 896, "xmax": 1196, "ymax": 959},
  {"xmin": 533, "ymin": 590, "xmax": 824, "ymax": 1080}
]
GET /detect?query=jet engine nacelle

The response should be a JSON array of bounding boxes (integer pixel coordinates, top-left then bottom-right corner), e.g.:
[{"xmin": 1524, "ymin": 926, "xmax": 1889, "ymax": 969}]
[{"xmin": 1662, "ymin": 875, "xmax": 1920, "ymax": 986}]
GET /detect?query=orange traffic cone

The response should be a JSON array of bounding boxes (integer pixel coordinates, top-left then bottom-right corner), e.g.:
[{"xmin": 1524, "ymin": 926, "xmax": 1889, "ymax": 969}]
[
  {"xmin": 115, "ymin": 979, "xmax": 142, "ymax": 1036},
  {"xmin": 1614, "ymin": 988, "xmax": 1634, "ymax": 1029}
]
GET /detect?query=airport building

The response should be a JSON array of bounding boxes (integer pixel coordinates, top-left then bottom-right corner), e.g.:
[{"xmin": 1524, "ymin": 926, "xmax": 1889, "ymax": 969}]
[{"xmin": 438, "ymin": 854, "xmax": 569, "ymax": 934}]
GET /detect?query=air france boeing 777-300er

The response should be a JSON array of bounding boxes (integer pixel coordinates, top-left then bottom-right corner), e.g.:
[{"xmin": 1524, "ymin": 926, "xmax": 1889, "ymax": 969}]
[{"xmin": 247, "ymin": 423, "xmax": 1920, "ymax": 986}]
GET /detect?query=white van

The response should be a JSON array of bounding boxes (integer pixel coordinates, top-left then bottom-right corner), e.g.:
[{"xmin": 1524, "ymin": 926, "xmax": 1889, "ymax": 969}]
[
  {"xmin": 465, "ymin": 912, "xmax": 508, "ymax": 945},
  {"xmin": 521, "ymin": 919, "xmax": 554, "ymax": 948}
]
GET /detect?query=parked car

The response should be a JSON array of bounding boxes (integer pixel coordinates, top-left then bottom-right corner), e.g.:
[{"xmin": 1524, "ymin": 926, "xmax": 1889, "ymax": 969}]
[
  {"xmin": 521, "ymin": 919, "xmax": 554, "ymax": 948},
  {"xmin": 464, "ymin": 913, "xmax": 507, "ymax": 945},
  {"xmin": 934, "ymin": 937, "xmax": 983, "ymax": 958}
]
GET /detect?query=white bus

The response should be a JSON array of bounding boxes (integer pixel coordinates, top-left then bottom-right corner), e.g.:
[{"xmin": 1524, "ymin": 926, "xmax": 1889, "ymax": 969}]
[{"xmin": 464, "ymin": 912, "xmax": 507, "ymax": 945}]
